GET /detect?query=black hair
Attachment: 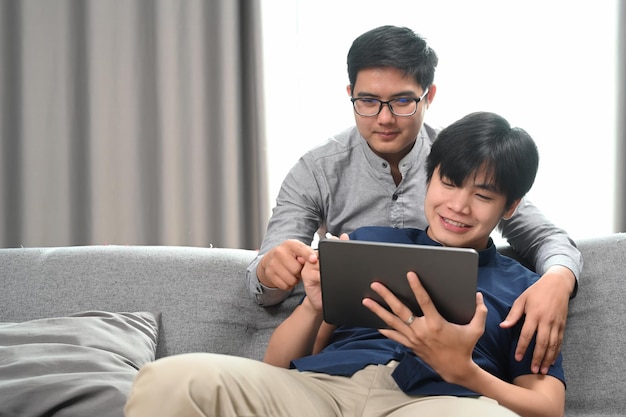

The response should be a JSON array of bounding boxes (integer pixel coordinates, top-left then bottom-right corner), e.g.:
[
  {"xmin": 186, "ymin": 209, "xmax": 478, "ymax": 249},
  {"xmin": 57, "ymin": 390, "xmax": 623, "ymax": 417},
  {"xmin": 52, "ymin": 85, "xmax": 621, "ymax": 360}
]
[
  {"xmin": 347, "ymin": 25, "xmax": 438, "ymax": 91},
  {"xmin": 426, "ymin": 112, "xmax": 539, "ymax": 209}
]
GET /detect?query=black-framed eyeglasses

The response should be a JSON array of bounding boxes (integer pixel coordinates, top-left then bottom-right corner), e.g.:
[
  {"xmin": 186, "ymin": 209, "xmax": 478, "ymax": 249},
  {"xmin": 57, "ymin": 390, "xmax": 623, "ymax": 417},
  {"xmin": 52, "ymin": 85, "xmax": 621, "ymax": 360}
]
[{"xmin": 351, "ymin": 88, "xmax": 429, "ymax": 117}]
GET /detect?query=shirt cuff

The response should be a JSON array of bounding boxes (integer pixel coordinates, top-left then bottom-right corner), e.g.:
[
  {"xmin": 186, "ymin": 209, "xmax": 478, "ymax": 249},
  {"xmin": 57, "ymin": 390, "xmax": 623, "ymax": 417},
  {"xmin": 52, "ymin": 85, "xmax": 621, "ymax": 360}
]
[{"xmin": 253, "ymin": 282, "xmax": 292, "ymax": 306}]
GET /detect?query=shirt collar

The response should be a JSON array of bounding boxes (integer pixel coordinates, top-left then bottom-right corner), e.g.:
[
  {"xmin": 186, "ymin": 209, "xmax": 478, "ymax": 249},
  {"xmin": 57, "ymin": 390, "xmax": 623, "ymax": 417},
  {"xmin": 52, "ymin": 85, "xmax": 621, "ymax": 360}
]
[{"xmin": 418, "ymin": 227, "xmax": 497, "ymax": 267}]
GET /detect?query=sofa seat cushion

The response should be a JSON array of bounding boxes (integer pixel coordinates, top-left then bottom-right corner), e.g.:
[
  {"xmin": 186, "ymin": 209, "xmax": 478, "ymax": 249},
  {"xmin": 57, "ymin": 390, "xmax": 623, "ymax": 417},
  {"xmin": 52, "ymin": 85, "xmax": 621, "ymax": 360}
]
[{"xmin": 0, "ymin": 311, "xmax": 159, "ymax": 417}]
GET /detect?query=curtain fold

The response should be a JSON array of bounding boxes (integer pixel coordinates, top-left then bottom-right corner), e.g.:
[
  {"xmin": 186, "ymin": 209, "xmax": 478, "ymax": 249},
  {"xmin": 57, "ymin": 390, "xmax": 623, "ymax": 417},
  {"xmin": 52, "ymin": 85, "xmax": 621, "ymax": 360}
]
[{"xmin": 0, "ymin": 0, "xmax": 268, "ymax": 249}]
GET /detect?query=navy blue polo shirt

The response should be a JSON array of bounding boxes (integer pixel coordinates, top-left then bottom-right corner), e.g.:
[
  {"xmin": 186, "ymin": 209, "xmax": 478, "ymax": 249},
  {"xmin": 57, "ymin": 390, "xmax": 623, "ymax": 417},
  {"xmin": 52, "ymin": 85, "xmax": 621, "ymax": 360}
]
[{"xmin": 291, "ymin": 226, "xmax": 566, "ymax": 396}]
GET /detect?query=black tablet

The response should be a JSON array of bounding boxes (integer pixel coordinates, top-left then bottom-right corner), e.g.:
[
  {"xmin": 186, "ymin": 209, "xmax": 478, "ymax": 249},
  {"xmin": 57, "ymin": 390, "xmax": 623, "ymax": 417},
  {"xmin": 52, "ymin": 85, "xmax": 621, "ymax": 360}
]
[{"xmin": 318, "ymin": 239, "xmax": 479, "ymax": 328}]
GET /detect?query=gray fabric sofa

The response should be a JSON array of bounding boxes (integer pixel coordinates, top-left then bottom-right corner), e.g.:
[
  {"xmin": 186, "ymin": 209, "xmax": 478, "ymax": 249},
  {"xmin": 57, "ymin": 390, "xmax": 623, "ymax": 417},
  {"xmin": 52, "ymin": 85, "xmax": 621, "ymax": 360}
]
[{"xmin": 1, "ymin": 233, "xmax": 625, "ymax": 417}]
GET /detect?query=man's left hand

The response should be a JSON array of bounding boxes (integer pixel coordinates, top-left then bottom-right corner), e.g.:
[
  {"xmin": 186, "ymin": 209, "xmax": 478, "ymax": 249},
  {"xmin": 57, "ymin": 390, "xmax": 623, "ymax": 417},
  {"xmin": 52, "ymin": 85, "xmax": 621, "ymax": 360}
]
[{"xmin": 500, "ymin": 265, "xmax": 575, "ymax": 374}]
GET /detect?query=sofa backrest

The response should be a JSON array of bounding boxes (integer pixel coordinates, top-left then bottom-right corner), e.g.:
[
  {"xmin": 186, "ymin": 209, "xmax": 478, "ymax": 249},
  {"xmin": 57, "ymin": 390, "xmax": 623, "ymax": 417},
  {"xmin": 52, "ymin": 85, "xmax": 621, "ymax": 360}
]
[
  {"xmin": 559, "ymin": 234, "xmax": 626, "ymax": 413},
  {"xmin": 2, "ymin": 234, "xmax": 626, "ymax": 415},
  {"xmin": 0, "ymin": 245, "xmax": 300, "ymax": 360}
]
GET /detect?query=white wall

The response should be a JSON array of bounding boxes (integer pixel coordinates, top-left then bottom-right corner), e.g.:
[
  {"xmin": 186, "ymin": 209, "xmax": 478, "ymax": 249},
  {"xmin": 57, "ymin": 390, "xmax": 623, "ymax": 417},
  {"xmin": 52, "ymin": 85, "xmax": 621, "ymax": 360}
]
[{"xmin": 261, "ymin": 0, "xmax": 618, "ymax": 242}]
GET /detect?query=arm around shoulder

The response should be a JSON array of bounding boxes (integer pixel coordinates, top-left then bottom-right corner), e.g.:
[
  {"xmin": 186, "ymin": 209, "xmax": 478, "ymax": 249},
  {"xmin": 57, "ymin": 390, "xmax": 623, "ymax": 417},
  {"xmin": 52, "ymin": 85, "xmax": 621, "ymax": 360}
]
[{"xmin": 499, "ymin": 198, "xmax": 583, "ymax": 283}]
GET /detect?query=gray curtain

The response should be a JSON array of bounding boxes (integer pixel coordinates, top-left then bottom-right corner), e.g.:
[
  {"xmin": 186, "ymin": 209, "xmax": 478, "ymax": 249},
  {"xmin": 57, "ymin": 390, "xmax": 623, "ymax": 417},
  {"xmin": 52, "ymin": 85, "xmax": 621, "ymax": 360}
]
[
  {"xmin": 0, "ymin": 0, "xmax": 268, "ymax": 249},
  {"xmin": 617, "ymin": 0, "xmax": 626, "ymax": 232}
]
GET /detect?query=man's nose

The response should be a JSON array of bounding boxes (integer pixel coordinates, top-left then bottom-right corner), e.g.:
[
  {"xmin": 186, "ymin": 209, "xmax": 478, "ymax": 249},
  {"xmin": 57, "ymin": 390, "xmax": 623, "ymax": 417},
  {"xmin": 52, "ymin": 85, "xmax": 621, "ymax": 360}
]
[
  {"xmin": 377, "ymin": 103, "xmax": 396, "ymax": 122},
  {"xmin": 448, "ymin": 193, "xmax": 471, "ymax": 213}
]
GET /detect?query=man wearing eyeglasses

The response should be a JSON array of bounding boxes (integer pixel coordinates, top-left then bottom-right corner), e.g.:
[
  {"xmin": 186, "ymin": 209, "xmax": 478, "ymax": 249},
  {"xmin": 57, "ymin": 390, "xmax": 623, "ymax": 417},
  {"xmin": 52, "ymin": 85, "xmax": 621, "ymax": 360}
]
[{"xmin": 246, "ymin": 25, "xmax": 582, "ymax": 375}]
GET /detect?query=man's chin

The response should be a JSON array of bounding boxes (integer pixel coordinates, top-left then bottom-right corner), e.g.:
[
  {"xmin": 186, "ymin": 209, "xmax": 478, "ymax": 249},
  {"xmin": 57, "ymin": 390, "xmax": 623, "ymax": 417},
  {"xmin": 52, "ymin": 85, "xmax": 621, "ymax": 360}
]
[
  {"xmin": 429, "ymin": 229, "xmax": 474, "ymax": 249},
  {"xmin": 366, "ymin": 141, "xmax": 414, "ymax": 159}
]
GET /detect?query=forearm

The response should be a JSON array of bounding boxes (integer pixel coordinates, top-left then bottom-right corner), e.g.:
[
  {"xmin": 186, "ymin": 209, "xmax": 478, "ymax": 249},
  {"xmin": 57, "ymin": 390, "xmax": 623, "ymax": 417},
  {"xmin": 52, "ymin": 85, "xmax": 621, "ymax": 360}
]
[
  {"xmin": 263, "ymin": 297, "xmax": 324, "ymax": 368},
  {"xmin": 453, "ymin": 365, "xmax": 564, "ymax": 417},
  {"xmin": 247, "ymin": 168, "xmax": 325, "ymax": 305},
  {"xmin": 544, "ymin": 264, "xmax": 576, "ymax": 298},
  {"xmin": 499, "ymin": 198, "xmax": 583, "ymax": 283}
]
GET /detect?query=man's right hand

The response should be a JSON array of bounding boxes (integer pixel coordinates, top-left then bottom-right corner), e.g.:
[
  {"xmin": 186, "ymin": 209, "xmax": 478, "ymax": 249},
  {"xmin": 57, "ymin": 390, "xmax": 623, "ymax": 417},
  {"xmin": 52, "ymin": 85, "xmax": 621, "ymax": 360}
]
[{"xmin": 257, "ymin": 239, "xmax": 317, "ymax": 291}]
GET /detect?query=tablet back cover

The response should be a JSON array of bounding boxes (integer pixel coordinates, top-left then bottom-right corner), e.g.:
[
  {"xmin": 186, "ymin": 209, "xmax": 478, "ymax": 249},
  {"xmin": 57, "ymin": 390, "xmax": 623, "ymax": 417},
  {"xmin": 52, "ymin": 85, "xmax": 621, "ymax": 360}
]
[{"xmin": 319, "ymin": 239, "xmax": 478, "ymax": 328}]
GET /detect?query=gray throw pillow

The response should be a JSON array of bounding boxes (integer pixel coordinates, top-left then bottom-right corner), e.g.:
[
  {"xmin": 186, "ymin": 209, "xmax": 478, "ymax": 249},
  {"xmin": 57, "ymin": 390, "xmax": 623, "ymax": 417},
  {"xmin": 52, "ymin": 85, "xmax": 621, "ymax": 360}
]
[{"xmin": 0, "ymin": 311, "xmax": 159, "ymax": 417}]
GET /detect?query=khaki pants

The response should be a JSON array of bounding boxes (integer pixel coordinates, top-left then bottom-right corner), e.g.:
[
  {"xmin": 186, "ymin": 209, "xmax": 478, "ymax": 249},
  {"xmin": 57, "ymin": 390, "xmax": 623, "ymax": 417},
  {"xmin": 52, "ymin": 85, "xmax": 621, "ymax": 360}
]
[{"xmin": 125, "ymin": 353, "xmax": 519, "ymax": 417}]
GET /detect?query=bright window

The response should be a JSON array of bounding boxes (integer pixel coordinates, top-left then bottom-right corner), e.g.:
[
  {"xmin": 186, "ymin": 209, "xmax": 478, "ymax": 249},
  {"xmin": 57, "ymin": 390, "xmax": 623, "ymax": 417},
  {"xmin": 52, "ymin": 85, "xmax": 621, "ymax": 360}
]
[{"xmin": 261, "ymin": 0, "xmax": 618, "ymax": 242}]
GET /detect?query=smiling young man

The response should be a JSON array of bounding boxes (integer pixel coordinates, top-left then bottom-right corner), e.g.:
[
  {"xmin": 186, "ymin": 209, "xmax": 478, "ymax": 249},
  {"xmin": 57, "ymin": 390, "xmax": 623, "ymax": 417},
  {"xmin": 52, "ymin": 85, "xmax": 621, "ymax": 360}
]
[
  {"xmin": 125, "ymin": 112, "xmax": 565, "ymax": 417},
  {"xmin": 247, "ymin": 25, "xmax": 581, "ymax": 374}
]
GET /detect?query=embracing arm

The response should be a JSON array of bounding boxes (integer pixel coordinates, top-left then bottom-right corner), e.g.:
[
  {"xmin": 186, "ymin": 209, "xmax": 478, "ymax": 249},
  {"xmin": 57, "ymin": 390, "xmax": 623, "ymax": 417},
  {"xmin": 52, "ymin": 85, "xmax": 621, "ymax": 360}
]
[
  {"xmin": 499, "ymin": 198, "xmax": 582, "ymax": 373},
  {"xmin": 499, "ymin": 198, "xmax": 582, "ymax": 289}
]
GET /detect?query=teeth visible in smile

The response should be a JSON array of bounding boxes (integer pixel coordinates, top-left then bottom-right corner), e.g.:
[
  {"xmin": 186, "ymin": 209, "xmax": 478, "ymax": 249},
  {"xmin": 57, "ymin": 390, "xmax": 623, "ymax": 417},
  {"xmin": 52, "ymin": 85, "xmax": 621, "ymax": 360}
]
[{"xmin": 444, "ymin": 217, "xmax": 468, "ymax": 228}]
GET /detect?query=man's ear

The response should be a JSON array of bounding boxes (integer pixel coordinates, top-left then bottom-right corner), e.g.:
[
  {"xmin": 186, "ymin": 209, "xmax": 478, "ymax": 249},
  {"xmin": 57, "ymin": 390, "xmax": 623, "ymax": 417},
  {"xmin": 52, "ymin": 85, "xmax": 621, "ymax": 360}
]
[
  {"xmin": 425, "ymin": 84, "xmax": 437, "ymax": 106},
  {"xmin": 346, "ymin": 84, "xmax": 352, "ymax": 97},
  {"xmin": 503, "ymin": 199, "xmax": 522, "ymax": 220}
]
